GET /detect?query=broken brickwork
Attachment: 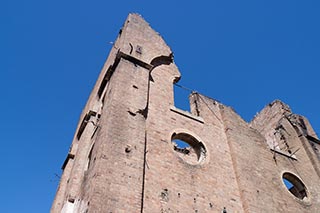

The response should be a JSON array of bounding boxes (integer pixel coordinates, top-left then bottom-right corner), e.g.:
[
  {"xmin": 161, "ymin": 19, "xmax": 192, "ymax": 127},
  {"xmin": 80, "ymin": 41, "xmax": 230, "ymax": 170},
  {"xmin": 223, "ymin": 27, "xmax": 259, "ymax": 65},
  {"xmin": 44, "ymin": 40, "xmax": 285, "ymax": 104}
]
[{"xmin": 51, "ymin": 14, "xmax": 320, "ymax": 212}]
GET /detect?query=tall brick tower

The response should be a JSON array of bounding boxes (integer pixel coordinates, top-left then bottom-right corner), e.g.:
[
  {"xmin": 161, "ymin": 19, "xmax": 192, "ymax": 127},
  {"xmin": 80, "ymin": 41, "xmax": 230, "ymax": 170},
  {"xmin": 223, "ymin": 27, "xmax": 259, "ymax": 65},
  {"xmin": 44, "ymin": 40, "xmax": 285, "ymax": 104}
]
[{"xmin": 52, "ymin": 14, "xmax": 320, "ymax": 212}]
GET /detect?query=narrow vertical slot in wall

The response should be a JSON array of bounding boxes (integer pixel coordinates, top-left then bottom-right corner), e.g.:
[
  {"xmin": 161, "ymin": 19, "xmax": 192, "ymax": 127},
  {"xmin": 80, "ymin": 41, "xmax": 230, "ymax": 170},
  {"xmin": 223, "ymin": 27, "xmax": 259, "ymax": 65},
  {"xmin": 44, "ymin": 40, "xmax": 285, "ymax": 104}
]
[{"xmin": 173, "ymin": 84, "xmax": 191, "ymax": 112}]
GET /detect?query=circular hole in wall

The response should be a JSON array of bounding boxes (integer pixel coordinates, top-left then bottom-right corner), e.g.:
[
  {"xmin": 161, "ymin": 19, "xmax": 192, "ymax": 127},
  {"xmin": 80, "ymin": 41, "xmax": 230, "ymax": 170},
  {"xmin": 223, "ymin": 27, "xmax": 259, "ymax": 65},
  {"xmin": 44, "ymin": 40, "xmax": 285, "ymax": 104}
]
[
  {"xmin": 171, "ymin": 132, "xmax": 206, "ymax": 165},
  {"xmin": 282, "ymin": 172, "xmax": 308, "ymax": 200}
]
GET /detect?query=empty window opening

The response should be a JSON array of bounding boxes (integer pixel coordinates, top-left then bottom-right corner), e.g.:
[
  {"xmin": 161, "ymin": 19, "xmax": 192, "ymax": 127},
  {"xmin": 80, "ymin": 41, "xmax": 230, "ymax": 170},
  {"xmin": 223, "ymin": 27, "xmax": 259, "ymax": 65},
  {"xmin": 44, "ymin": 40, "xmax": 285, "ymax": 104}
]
[
  {"xmin": 282, "ymin": 172, "xmax": 308, "ymax": 200},
  {"xmin": 173, "ymin": 139, "xmax": 191, "ymax": 154},
  {"xmin": 173, "ymin": 139, "xmax": 190, "ymax": 149},
  {"xmin": 171, "ymin": 132, "xmax": 206, "ymax": 165},
  {"xmin": 174, "ymin": 84, "xmax": 191, "ymax": 112}
]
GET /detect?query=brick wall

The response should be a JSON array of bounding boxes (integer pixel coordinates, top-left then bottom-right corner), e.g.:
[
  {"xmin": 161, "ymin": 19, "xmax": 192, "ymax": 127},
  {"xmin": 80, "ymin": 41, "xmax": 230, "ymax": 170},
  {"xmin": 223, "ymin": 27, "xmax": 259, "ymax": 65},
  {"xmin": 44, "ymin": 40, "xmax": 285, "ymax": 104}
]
[{"xmin": 51, "ymin": 13, "xmax": 320, "ymax": 213}]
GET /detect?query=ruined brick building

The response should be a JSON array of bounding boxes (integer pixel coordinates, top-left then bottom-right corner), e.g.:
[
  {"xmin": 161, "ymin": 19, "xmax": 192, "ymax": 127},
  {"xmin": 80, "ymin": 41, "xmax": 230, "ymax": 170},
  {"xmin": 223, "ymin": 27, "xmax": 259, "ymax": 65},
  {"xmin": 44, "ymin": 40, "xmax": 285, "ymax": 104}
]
[{"xmin": 51, "ymin": 14, "xmax": 320, "ymax": 212}]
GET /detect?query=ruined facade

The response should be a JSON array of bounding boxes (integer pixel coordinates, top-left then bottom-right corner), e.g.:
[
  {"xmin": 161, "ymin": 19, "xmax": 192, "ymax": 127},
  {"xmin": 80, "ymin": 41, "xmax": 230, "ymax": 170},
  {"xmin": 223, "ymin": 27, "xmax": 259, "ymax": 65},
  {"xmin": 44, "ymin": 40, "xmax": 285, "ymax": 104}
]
[{"xmin": 51, "ymin": 14, "xmax": 320, "ymax": 212}]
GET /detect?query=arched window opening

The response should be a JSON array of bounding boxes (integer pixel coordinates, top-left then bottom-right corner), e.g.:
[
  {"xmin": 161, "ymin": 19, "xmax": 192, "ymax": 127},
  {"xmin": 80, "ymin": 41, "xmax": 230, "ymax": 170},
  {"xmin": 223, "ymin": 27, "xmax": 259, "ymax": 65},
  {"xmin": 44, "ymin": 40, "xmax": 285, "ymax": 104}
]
[{"xmin": 282, "ymin": 172, "xmax": 308, "ymax": 200}]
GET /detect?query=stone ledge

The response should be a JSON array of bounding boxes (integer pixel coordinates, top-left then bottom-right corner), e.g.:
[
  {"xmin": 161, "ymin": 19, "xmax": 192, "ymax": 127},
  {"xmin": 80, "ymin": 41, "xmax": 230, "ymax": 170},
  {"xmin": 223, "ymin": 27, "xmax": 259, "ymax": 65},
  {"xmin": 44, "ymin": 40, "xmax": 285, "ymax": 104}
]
[
  {"xmin": 271, "ymin": 148, "xmax": 297, "ymax": 160},
  {"xmin": 170, "ymin": 106, "xmax": 204, "ymax": 123}
]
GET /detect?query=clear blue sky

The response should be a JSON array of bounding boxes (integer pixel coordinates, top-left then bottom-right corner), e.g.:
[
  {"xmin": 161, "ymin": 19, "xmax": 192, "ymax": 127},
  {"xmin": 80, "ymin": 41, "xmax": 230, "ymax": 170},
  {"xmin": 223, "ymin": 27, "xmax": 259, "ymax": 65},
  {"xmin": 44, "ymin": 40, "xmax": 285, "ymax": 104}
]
[{"xmin": 1, "ymin": 0, "xmax": 320, "ymax": 212}]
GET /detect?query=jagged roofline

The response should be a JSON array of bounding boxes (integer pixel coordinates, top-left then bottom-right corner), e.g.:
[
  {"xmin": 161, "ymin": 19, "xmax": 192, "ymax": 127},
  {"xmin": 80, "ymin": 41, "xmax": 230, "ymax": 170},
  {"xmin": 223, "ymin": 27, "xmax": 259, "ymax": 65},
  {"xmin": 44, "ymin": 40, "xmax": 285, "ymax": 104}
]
[
  {"xmin": 192, "ymin": 90, "xmax": 294, "ymax": 123},
  {"xmin": 251, "ymin": 99, "xmax": 292, "ymax": 123},
  {"xmin": 123, "ymin": 14, "xmax": 294, "ymax": 122},
  {"xmin": 118, "ymin": 14, "xmax": 299, "ymax": 124},
  {"xmin": 112, "ymin": 13, "xmax": 177, "ymax": 65},
  {"xmin": 267, "ymin": 99, "xmax": 291, "ymax": 112}
]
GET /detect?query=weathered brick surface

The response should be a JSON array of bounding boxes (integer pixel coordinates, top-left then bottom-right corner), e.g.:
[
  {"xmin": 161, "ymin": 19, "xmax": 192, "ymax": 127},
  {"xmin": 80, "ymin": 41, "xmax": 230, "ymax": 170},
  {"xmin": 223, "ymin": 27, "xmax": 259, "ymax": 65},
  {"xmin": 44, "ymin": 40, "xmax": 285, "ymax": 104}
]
[{"xmin": 52, "ymin": 13, "xmax": 320, "ymax": 213}]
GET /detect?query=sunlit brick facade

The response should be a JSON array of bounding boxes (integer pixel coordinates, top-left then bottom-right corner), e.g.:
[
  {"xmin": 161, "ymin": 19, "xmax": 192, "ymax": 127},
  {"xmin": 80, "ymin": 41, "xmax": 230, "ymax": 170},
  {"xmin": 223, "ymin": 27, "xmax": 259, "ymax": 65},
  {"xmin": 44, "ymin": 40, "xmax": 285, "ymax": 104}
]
[{"xmin": 52, "ymin": 14, "xmax": 320, "ymax": 213}]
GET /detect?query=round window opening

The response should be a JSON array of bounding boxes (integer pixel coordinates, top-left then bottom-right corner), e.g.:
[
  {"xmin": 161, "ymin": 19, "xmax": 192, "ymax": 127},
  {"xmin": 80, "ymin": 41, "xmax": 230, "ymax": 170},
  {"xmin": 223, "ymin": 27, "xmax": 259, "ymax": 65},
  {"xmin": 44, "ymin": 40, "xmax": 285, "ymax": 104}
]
[
  {"xmin": 282, "ymin": 172, "xmax": 308, "ymax": 201},
  {"xmin": 171, "ymin": 132, "xmax": 206, "ymax": 165}
]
